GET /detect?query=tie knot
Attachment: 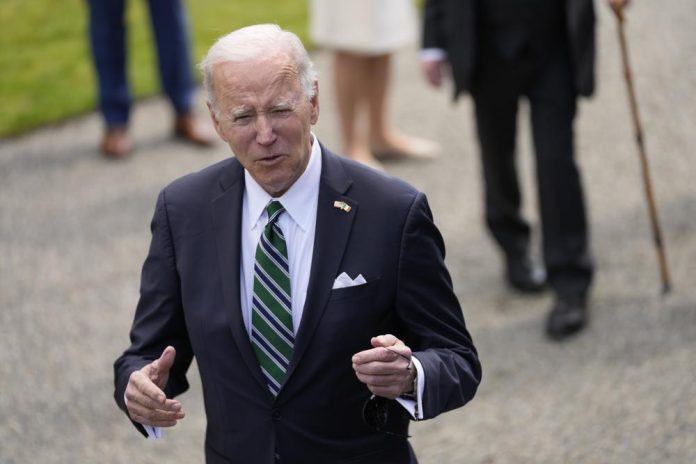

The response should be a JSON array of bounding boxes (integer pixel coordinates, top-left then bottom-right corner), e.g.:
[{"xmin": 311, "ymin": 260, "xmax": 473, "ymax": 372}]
[{"xmin": 266, "ymin": 200, "xmax": 285, "ymax": 224}]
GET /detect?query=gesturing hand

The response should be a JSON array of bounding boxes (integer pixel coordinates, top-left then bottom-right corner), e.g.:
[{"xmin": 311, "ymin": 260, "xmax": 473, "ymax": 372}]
[
  {"xmin": 352, "ymin": 334, "xmax": 416, "ymax": 400},
  {"xmin": 125, "ymin": 346, "xmax": 185, "ymax": 427}
]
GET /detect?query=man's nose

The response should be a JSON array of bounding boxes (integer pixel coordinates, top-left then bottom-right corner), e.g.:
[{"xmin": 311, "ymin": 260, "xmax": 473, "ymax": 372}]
[{"xmin": 254, "ymin": 115, "xmax": 276, "ymax": 145}]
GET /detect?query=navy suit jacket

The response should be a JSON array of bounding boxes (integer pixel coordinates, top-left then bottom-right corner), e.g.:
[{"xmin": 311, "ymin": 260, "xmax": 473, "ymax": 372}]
[{"xmin": 114, "ymin": 145, "xmax": 481, "ymax": 463}]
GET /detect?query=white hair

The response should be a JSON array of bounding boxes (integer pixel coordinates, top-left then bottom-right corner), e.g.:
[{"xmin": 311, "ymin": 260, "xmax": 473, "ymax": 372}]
[{"xmin": 198, "ymin": 24, "xmax": 317, "ymax": 113}]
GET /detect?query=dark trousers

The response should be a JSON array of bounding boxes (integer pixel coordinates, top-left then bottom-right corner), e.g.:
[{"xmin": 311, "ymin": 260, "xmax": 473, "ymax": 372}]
[
  {"xmin": 471, "ymin": 5, "xmax": 593, "ymax": 299},
  {"xmin": 87, "ymin": 0, "xmax": 194, "ymax": 127}
]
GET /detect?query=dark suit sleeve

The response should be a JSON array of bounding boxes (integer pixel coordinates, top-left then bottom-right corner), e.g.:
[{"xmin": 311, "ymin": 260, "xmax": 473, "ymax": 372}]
[
  {"xmin": 113, "ymin": 189, "xmax": 194, "ymax": 436},
  {"xmin": 422, "ymin": 0, "xmax": 448, "ymax": 50},
  {"xmin": 395, "ymin": 192, "xmax": 481, "ymax": 419}
]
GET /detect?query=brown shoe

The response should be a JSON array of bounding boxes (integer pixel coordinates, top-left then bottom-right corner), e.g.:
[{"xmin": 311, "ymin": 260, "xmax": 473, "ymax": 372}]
[
  {"xmin": 174, "ymin": 114, "xmax": 216, "ymax": 147},
  {"xmin": 100, "ymin": 126, "xmax": 132, "ymax": 159}
]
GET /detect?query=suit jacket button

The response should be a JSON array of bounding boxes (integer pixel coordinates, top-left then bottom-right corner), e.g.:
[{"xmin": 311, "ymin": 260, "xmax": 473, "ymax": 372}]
[
  {"xmin": 274, "ymin": 451, "xmax": 281, "ymax": 463},
  {"xmin": 272, "ymin": 408, "xmax": 281, "ymax": 420}
]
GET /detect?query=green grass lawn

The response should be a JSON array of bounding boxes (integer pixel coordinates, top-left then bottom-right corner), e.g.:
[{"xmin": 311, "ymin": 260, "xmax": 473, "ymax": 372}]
[{"xmin": 0, "ymin": 0, "xmax": 308, "ymax": 138}]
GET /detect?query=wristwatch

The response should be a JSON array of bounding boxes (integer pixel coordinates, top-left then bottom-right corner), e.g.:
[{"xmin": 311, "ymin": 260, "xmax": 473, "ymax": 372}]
[{"xmin": 400, "ymin": 359, "xmax": 418, "ymax": 400}]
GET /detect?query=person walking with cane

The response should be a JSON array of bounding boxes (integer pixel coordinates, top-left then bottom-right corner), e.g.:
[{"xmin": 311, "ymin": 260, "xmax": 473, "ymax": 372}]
[{"xmin": 421, "ymin": 0, "xmax": 631, "ymax": 340}]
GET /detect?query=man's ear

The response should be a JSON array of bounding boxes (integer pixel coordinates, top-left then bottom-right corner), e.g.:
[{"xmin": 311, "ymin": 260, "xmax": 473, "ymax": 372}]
[
  {"xmin": 207, "ymin": 101, "xmax": 226, "ymax": 142},
  {"xmin": 309, "ymin": 81, "xmax": 320, "ymax": 125}
]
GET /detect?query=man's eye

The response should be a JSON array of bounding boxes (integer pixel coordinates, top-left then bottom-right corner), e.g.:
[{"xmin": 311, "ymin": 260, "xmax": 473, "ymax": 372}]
[
  {"xmin": 273, "ymin": 108, "xmax": 292, "ymax": 115},
  {"xmin": 234, "ymin": 115, "xmax": 252, "ymax": 123}
]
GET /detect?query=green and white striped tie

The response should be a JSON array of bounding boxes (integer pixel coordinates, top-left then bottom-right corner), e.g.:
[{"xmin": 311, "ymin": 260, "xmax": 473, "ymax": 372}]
[{"xmin": 251, "ymin": 201, "xmax": 294, "ymax": 396}]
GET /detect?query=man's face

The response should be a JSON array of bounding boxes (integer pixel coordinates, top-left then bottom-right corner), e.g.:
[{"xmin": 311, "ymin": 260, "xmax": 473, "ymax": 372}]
[{"xmin": 208, "ymin": 55, "xmax": 319, "ymax": 197}]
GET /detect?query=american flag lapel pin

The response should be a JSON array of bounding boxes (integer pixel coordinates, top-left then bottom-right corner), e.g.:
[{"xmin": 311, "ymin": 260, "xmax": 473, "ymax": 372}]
[{"xmin": 333, "ymin": 200, "xmax": 352, "ymax": 213}]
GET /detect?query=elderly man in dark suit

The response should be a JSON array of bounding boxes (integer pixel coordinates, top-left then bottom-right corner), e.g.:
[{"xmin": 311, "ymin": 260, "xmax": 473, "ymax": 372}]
[
  {"xmin": 113, "ymin": 24, "xmax": 481, "ymax": 463},
  {"xmin": 422, "ymin": 0, "xmax": 629, "ymax": 340}
]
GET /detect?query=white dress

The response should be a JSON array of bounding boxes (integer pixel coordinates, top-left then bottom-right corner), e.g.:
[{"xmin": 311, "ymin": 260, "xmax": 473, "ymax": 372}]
[{"xmin": 309, "ymin": 0, "xmax": 418, "ymax": 55}]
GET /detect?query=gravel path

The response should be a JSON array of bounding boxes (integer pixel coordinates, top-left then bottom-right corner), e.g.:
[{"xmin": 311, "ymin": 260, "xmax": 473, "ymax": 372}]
[{"xmin": 1, "ymin": 2, "xmax": 694, "ymax": 463}]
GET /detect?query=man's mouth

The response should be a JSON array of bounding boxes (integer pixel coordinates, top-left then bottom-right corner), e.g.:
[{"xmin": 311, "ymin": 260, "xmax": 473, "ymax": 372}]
[{"xmin": 258, "ymin": 154, "xmax": 283, "ymax": 165}]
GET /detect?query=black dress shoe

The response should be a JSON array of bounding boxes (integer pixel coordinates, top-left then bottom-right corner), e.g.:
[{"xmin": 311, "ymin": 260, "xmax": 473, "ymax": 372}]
[
  {"xmin": 505, "ymin": 256, "xmax": 546, "ymax": 293},
  {"xmin": 546, "ymin": 297, "xmax": 588, "ymax": 340}
]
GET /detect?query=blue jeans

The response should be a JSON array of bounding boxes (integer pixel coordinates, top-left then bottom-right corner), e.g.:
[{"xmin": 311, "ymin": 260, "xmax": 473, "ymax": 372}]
[{"xmin": 87, "ymin": 0, "xmax": 194, "ymax": 127}]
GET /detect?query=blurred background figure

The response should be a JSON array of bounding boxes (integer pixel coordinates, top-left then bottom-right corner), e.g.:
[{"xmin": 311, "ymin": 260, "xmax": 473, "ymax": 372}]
[
  {"xmin": 87, "ymin": 0, "xmax": 215, "ymax": 159},
  {"xmin": 421, "ymin": 0, "xmax": 630, "ymax": 340},
  {"xmin": 310, "ymin": 0, "xmax": 439, "ymax": 169}
]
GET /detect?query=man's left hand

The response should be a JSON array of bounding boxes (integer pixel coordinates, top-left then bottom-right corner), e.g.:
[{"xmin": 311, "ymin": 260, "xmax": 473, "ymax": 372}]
[{"xmin": 352, "ymin": 334, "xmax": 416, "ymax": 399}]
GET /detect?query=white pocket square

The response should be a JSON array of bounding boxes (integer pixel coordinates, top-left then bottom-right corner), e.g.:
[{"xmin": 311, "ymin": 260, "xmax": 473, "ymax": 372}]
[{"xmin": 332, "ymin": 272, "xmax": 367, "ymax": 289}]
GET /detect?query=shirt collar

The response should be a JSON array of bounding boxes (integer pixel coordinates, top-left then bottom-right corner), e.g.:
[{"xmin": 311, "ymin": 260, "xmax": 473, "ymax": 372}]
[{"xmin": 244, "ymin": 133, "xmax": 322, "ymax": 231}]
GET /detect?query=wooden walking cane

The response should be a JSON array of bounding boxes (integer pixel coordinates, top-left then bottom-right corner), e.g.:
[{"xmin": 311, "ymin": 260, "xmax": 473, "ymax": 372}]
[{"xmin": 612, "ymin": 4, "xmax": 672, "ymax": 294}]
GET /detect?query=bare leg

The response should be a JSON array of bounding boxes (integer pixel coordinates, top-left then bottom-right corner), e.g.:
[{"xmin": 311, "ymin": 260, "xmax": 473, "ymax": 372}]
[
  {"xmin": 366, "ymin": 54, "xmax": 391, "ymax": 144},
  {"xmin": 366, "ymin": 54, "xmax": 439, "ymax": 159},
  {"xmin": 334, "ymin": 52, "xmax": 379, "ymax": 167}
]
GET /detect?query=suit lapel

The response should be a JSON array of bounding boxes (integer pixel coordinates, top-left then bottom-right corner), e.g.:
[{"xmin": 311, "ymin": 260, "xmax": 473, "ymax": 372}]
[
  {"xmin": 283, "ymin": 147, "xmax": 356, "ymax": 385},
  {"xmin": 211, "ymin": 160, "xmax": 269, "ymax": 393}
]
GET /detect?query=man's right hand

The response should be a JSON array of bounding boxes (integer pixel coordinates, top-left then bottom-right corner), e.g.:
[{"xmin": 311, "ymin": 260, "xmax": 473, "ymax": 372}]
[
  {"xmin": 421, "ymin": 59, "xmax": 445, "ymax": 88},
  {"xmin": 124, "ymin": 346, "xmax": 185, "ymax": 427}
]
